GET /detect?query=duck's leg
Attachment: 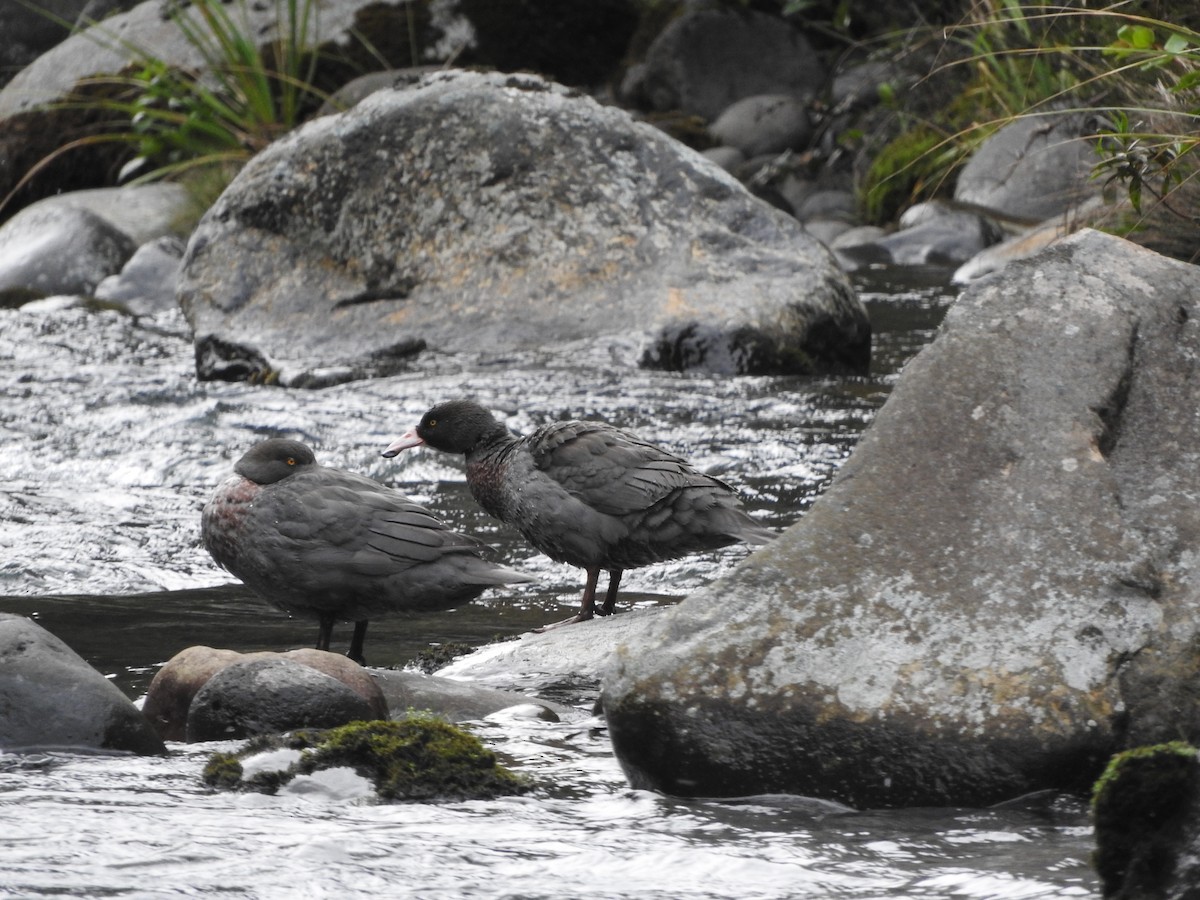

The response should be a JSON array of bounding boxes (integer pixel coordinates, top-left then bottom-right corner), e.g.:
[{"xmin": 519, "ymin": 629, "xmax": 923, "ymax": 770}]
[
  {"xmin": 347, "ymin": 620, "xmax": 368, "ymax": 666},
  {"xmin": 534, "ymin": 567, "xmax": 600, "ymax": 632},
  {"xmin": 597, "ymin": 569, "xmax": 623, "ymax": 616},
  {"xmin": 577, "ymin": 567, "xmax": 601, "ymax": 620},
  {"xmin": 316, "ymin": 613, "xmax": 335, "ymax": 652}
]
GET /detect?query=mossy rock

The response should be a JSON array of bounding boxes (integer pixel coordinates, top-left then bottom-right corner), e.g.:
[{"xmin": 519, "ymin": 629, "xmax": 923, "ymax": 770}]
[
  {"xmin": 202, "ymin": 717, "xmax": 528, "ymax": 802},
  {"xmin": 1091, "ymin": 741, "xmax": 1200, "ymax": 897}
]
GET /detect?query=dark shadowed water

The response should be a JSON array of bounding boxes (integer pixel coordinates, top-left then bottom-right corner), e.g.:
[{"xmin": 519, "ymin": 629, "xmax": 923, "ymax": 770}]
[{"xmin": 0, "ymin": 267, "xmax": 1101, "ymax": 898}]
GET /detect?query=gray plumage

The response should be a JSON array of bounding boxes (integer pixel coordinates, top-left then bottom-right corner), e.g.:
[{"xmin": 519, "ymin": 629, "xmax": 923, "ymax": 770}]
[
  {"xmin": 383, "ymin": 401, "xmax": 775, "ymax": 625},
  {"xmin": 203, "ymin": 438, "xmax": 532, "ymax": 662}
]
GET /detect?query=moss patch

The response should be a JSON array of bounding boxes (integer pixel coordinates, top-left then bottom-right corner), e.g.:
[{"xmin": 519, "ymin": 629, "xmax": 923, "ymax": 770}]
[
  {"xmin": 860, "ymin": 125, "xmax": 969, "ymax": 225},
  {"xmin": 201, "ymin": 751, "xmax": 244, "ymax": 790},
  {"xmin": 202, "ymin": 717, "xmax": 528, "ymax": 802},
  {"xmin": 1091, "ymin": 741, "xmax": 1200, "ymax": 896}
]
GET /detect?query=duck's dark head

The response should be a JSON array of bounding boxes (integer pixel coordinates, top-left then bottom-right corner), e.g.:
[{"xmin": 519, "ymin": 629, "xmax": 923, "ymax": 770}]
[
  {"xmin": 234, "ymin": 438, "xmax": 317, "ymax": 485},
  {"xmin": 382, "ymin": 400, "xmax": 503, "ymax": 457}
]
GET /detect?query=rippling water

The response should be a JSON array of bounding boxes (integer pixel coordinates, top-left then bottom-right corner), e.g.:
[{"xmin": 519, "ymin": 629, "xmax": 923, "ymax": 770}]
[{"xmin": 0, "ymin": 268, "xmax": 1101, "ymax": 898}]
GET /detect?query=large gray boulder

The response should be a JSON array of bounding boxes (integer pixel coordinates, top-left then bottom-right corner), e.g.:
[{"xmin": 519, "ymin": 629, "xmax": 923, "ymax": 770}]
[
  {"xmin": 178, "ymin": 70, "xmax": 867, "ymax": 386},
  {"xmin": 601, "ymin": 230, "xmax": 1200, "ymax": 808},
  {"xmin": 0, "ymin": 614, "xmax": 165, "ymax": 754}
]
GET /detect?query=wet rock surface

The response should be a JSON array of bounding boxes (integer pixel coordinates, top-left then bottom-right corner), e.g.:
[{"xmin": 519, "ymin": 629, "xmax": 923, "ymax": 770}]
[
  {"xmin": 142, "ymin": 645, "xmax": 388, "ymax": 741},
  {"xmin": 372, "ymin": 669, "xmax": 581, "ymax": 723},
  {"xmin": 95, "ymin": 235, "xmax": 186, "ymax": 315},
  {"xmin": 602, "ymin": 230, "xmax": 1200, "ymax": 808},
  {"xmin": 178, "ymin": 69, "xmax": 868, "ymax": 384},
  {"xmin": 185, "ymin": 656, "xmax": 380, "ymax": 742},
  {"xmin": 0, "ymin": 614, "xmax": 165, "ymax": 755}
]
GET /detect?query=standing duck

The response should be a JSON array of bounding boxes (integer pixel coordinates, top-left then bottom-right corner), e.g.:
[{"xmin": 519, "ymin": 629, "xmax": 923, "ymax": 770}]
[
  {"xmin": 202, "ymin": 438, "xmax": 533, "ymax": 664},
  {"xmin": 382, "ymin": 400, "xmax": 775, "ymax": 626}
]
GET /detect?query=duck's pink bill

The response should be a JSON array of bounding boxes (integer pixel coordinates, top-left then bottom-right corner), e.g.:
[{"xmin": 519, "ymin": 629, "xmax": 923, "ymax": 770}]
[{"xmin": 382, "ymin": 430, "xmax": 424, "ymax": 458}]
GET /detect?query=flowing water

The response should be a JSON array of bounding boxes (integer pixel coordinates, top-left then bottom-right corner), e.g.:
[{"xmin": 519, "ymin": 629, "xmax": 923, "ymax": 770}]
[{"xmin": 0, "ymin": 268, "xmax": 1101, "ymax": 898}]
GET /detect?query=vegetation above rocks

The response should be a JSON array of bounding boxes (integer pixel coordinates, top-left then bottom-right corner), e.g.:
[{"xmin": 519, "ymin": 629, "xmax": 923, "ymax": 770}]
[
  {"xmin": 202, "ymin": 716, "xmax": 528, "ymax": 802},
  {"xmin": 852, "ymin": 0, "xmax": 1198, "ymax": 251},
  {"xmin": 4, "ymin": 0, "xmax": 1197, "ymax": 258}
]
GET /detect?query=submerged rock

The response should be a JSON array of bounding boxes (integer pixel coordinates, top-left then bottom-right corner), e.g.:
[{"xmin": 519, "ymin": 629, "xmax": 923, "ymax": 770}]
[
  {"xmin": 0, "ymin": 614, "xmax": 165, "ymax": 755},
  {"xmin": 178, "ymin": 69, "xmax": 867, "ymax": 385},
  {"xmin": 372, "ymin": 669, "xmax": 580, "ymax": 723},
  {"xmin": 203, "ymin": 717, "xmax": 528, "ymax": 801},
  {"xmin": 1091, "ymin": 742, "xmax": 1200, "ymax": 899},
  {"xmin": 601, "ymin": 230, "xmax": 1200, "ymax": 808}
]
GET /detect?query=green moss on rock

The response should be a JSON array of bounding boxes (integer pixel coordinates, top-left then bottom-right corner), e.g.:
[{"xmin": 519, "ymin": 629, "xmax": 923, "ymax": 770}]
[
  {"xmin": 202, "ymin": 717, "xmax": 527, "ymax": 802},
  {"xmin": 201, "ymin": 751, "xmax": 245, "ymax": 790},
  {"xmin": 297, "ymin": 716, "xmax": 526, "ymax": 801},
  {"xmin": 1092, "ymin": 741, "xmax": 1200, "ymax": 897}
]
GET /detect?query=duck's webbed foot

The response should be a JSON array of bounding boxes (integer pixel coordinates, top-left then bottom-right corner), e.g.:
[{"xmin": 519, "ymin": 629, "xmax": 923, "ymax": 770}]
[
  {"xmin": 596, "ymin": 569, "xmax": 623, "ymax": 616},
  {"xmin": 533, "ymin": 568, "xmax": 600, "ymax": 633}
]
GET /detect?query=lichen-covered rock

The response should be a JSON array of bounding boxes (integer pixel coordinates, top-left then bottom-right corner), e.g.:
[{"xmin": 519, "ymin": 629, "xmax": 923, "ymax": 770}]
[
  {"xmin": 1092, "ymin": 743, "xmax": 1200, "ymax": 899},
  {"xmin": 0, "ymin": 614, "xmax": 165, "ymax": 755},
  {"xmin": 602, "ymin": 230, "xmax": 1200, "ymax": 808},
  {"xmin": 177, "ymin": 69, "xmax": 867, "ymax": 385},
  {"xmin": 203, "ymin": 717, "xmax": 527, "ymax": 801}
]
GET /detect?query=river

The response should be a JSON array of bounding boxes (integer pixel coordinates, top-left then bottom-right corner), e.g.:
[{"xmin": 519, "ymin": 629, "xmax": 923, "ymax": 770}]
[{"xmin": 0, "ymin": 267, "xmax": 1100, "ymax": 898}]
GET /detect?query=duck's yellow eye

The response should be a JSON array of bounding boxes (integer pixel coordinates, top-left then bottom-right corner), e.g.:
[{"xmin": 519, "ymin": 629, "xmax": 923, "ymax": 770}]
[
  {"xmin": 287, "ymin": 457, "xmax": 296, "ymax": 466},
  {"xmin": 427, "ymin": 418, "xmax": 437, "ymax": 428}
]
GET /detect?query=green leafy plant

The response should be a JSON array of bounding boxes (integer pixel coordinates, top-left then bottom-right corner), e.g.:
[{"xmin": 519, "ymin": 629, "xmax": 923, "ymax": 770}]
[
  {"xmin": 1091, "ymin": 17, "xmax": 1200, "ymax": 221},
  {"xmin": 861, "ymin": 1, "xmax": 1198, "ymax": 245},
  {"xmin": 90, "ymin": 0, "xmax": 326, "ymax": 177}
]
